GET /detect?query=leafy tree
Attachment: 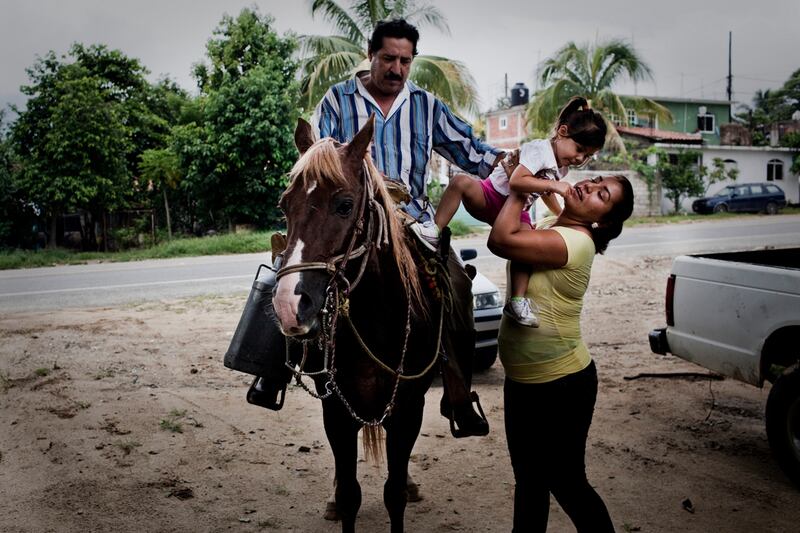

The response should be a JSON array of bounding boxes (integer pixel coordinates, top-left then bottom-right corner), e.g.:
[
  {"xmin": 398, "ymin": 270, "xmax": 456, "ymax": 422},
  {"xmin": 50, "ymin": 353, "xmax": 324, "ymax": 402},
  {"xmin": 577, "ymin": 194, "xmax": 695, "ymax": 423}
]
[
  {"xmin": 657, "ymin": 150, "xmax": 704, "ymax": 214},
  {"xmin": 655, "ymin": 151, "xmax": 737, "ymax": 214},
  {"xmin": 11, "ymin": 59, "xmax": 130, "ymax": 248},
  {"xmin": 9, "ymin": 44, "xmax": 180, "ymax": 249},
  {"xmin": 300, "ymin": 0, "xmax": 479, "ymax": 116},
  {"xmin": 138, "ymin": 148, "xmax": 182, "ymax": 239},
  {"xmin": 735, "ymin": 70, "xmax": 800, "ymax": 146},
  {"xmin": 527, "ymin": 39, "xmax": 672, "ymax": 152},
  {"xmin": 705, "ymin": 157, "xmax": 739, "ymax": 194},
  {"xmin": 0, "ymin": 111, "xmax": 37, "ymax": 248},
  {"xmin": 780, "ymin": 131, "xmax": 800, "ymax": 174},
  {"xmin": 177, "ymin": 8, "xmax": 300, "ymax": 230}
]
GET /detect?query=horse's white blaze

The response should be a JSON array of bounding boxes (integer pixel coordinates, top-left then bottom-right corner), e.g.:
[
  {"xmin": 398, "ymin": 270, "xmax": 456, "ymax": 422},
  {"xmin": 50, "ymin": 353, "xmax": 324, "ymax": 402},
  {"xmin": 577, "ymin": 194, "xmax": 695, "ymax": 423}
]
[
  {"xmin": 307, "ymin": 180, "xmax": 317, "ymax": 194},
  {"xmin": 274, "ymin": 239, "xmax": 308, "ymax": 335}
]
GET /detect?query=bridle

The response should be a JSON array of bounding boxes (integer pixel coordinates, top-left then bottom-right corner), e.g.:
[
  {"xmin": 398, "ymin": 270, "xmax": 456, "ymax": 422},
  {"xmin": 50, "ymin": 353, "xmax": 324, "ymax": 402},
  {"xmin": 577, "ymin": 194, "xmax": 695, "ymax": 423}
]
[
  {"xmin": 275, "ymin": 160, "xmax": 387, "ymax": 293},
  {"xmin": 274, "ymin": 159, "xmax": 443, "ymax": 427}
]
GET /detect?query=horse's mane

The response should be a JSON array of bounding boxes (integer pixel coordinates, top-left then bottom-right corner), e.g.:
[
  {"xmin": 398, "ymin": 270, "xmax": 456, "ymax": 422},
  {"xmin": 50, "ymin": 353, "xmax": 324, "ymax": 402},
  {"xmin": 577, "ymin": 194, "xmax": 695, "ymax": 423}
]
[{"xmin": 287, "ymin": 140, "xmax": 426, "ymax": 314}]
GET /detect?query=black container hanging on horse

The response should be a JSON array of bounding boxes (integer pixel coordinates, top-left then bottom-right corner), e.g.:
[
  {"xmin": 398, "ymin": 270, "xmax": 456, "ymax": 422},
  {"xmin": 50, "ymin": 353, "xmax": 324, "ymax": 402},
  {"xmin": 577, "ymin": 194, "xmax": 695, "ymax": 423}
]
[{"xmin": 223, "ymin": 234, "xmax": 294, "ymax": 410}]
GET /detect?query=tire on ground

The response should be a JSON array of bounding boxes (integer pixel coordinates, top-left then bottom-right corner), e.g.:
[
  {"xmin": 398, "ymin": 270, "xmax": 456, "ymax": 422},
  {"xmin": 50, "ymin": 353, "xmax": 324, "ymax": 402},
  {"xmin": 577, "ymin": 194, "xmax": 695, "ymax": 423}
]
[
  {"xmin": 474, "ymin": 346, "xmax": 498, "ymax": 372},
  {"xmin": 766, "ymin": 365, "xmax": 800, "ymax": 488}
]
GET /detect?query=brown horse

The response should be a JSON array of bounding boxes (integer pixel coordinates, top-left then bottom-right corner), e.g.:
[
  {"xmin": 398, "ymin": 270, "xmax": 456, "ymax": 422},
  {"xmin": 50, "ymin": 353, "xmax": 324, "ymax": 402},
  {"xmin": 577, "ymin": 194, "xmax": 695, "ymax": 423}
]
[{"xmin": 273, "ymin": 117, "xmax": 444, "ymax": 533}]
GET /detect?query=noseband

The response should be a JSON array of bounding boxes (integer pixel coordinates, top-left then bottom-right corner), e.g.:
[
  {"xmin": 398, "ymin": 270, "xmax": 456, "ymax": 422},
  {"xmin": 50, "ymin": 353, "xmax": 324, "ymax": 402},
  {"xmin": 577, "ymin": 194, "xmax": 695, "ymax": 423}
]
[{"xmin": 275, "ymin": 160, "xmax": 388, "ymax": 294}]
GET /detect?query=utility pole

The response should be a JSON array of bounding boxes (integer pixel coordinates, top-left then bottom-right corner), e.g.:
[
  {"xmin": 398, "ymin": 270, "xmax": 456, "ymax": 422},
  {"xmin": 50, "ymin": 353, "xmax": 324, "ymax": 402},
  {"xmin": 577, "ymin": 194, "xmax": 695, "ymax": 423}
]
[{"xmin": 727, "ymin": 31, "xmax": 733, "ymax": 121}]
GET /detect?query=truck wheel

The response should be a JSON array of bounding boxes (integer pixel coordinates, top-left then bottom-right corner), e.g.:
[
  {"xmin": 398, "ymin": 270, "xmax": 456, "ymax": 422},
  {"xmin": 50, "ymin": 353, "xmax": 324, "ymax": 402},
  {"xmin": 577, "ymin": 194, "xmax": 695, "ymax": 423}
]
[
  {"xmin": 765, "ymin": 202, "xmax": 779, "ymax": 215},
  {"xmin": 474, "ymin": 346, "xmax": 498, "ymax": 372},
  {"xmin": 766, "ymin": 366, "xmax": 800, "ymax": 487},
  {"xmin": 713, "ymin": 203, "xmax": 728, "ymax": 213}
]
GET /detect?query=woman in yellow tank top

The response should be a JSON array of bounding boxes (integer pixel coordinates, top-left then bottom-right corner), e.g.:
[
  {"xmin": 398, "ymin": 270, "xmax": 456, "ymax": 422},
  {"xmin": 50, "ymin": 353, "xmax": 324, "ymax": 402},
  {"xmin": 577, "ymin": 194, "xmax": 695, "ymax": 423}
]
[{"xmin": 488, "ymin": 173, "xmax": 634, "ymax": 532}]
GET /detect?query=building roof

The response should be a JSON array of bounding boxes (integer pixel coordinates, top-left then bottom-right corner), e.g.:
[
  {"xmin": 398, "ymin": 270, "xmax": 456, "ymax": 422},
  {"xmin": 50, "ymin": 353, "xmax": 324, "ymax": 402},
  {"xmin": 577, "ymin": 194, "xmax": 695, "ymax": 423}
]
[
  {"xmin": 616, "ymin": 125, "xmax": 703, "ymax": 144},
  {"xmin": 485, "ymin": 104, "xmax": 526, "ymax": 117},
  {"xmin": 619, "ymin": 94, "xmax": 734, "ymax": 106}
]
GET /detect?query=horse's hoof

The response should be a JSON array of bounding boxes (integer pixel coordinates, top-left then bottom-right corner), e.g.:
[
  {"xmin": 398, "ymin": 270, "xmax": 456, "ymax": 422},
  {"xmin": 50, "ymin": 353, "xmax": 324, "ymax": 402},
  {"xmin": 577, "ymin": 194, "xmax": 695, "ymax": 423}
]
[
  {"xmin": 323, "ymin": 500, "xmax": 340, "ymax": 521},
  {"xmin": 407, "ymin": 481, "xmax": 423, "ymax": 502}
]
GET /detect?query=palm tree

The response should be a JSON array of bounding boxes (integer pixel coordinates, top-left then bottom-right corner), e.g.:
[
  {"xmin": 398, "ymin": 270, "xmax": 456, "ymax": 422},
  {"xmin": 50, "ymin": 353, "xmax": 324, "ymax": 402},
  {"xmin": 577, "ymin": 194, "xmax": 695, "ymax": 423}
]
[
  {"xmin": 526, "ymin": 39, "xmax": 672, "ymax": 152},
  {"xmin": 300, "ymin": 0, "xmax": 479, "ymax": 117}
]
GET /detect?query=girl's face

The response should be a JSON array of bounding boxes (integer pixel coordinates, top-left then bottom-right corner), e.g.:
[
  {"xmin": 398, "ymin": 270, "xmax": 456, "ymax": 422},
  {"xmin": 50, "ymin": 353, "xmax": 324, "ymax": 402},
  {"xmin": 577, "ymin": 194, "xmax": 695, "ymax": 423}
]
[{"xmin": 552, "ymin": 125, "xmax": 599, "ymax": 168}]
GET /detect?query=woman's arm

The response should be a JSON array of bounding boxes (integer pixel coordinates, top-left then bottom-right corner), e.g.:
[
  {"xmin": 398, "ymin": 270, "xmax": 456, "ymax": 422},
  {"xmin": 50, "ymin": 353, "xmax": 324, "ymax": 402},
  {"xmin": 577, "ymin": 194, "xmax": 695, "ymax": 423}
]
[
  {"xmin": 488, "ymin": 191, "xmax": 569, "ymax": 268},
  {"xmin": 540, "ymin": 191, "xmax": 563, "ymax": 216}
]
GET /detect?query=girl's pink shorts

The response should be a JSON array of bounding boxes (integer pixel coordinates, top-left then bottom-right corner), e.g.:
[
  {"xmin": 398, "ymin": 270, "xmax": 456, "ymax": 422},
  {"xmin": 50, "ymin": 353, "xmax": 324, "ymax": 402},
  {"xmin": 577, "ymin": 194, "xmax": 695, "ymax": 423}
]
[{"xmin": 478, "ymin": 178, "xmax": 532, "ymax": 226}]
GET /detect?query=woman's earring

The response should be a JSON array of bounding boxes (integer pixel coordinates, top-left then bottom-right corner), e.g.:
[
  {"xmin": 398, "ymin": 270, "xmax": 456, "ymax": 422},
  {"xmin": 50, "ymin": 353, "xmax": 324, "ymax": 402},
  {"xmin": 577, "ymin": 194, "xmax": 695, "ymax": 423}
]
[{"xmin": 591, "ymin": 222, "xmax": 599, "ymax": 229}]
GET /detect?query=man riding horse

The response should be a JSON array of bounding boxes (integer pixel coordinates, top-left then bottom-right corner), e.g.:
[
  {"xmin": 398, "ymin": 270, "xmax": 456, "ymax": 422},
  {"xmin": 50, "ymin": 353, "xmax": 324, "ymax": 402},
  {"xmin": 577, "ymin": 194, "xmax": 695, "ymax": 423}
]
[{"xmin": 230, "ymin": 18, "xmax": 500, "ymax": 437}]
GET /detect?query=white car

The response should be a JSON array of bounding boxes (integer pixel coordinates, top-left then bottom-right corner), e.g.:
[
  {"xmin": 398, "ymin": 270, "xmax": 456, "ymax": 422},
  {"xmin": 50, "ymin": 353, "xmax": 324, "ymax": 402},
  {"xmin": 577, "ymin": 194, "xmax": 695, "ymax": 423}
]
[{"xmin": 460, "ymin": 248, "xmax": 502, "ymax": 371}]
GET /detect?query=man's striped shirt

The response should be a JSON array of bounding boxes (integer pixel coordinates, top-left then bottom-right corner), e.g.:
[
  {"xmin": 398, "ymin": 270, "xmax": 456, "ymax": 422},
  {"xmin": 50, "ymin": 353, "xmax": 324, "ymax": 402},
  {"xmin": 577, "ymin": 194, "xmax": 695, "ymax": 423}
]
[{"xmin": 312, "ymin": 76, "xmax": 502, "ymax": 218}]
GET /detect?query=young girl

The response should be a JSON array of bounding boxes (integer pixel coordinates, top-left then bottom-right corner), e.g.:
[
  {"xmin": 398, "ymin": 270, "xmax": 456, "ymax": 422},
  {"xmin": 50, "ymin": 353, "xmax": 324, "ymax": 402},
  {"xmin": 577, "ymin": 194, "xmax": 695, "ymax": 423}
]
[{"xmin": 413, "ymin": 96, "xmax": 607, "ymax": 327}]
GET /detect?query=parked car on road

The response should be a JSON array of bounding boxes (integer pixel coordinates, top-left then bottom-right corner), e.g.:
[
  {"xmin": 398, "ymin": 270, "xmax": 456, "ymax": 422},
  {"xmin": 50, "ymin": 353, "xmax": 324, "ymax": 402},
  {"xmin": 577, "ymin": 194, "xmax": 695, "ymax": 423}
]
[
  {"xmin": 692, "ymin": 183, "xmax": 786, "ymax": 214},
  {"xmin": 460, "ymin": 248, "xmax": 502, "ymax": 371}
]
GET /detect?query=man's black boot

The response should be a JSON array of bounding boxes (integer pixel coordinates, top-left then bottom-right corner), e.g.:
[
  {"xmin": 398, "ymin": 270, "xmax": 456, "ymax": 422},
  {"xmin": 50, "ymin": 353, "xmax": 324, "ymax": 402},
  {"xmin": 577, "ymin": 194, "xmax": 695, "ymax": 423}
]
[{"xmin": 439, "ymin": 354, "xmax": 489, "ymax": 438}]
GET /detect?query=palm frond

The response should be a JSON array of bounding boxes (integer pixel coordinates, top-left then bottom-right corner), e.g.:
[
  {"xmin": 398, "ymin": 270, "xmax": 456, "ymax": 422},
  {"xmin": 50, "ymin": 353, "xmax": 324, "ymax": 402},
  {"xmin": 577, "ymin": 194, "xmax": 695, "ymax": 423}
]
[
  {"xmin": 403, "ymin": 4, "xmax": 450, "ymax": 34},
  {"xmin": 299, "ymin": 35, "xmax": 366, "ymax": 109},
  {"xmin": 353, "ymin": 0, "xmax": 390, "ymax": 28},
  {"xmin": 310, "ymin": 0, "xmax": 366, "ymax": 44},
  {"xmin": 411, "ymin": 55, "xmax": 478, "ymax": 118}
]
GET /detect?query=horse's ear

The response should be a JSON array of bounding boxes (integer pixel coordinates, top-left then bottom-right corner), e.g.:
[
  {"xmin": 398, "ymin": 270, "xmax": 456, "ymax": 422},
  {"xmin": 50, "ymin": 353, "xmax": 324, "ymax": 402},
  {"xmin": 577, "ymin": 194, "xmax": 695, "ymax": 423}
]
[
  {"xmin": 294, "ymin": 118, "xmax": 316, "ymax": 155},
  {"xmin": 345, "ymin": 114, "xmax": 375, "ymax": 162}
]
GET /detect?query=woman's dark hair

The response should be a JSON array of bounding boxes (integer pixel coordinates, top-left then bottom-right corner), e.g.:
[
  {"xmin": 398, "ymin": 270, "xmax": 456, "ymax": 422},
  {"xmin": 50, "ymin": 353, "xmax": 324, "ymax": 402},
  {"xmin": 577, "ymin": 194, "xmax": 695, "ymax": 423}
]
[
  {"xmin": 368, "ymin": 18, "xmax": 419, "ymax": 56},
  {"xmin": 555, "ymin": 96, "xmax": 607, "ymax": 150},
  {"xmin": 590, "ymin": 175, "xmax": 634, "ymax": 254}
]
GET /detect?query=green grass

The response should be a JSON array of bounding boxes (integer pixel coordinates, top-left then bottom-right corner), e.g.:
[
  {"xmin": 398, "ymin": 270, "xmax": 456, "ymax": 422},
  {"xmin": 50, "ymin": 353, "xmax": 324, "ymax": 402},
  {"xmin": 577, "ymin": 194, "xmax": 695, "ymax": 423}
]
[
  {"xmin": 0, "ymin": 230, "xmax": 277, "ymax": 270},
  {"xmin": 625, "ymin": 207, "xmax": 800, "ymax": 227},
  {"xmin": 159, "ymin": 418, "xmax": 183, "ymax": 433},
  {"xmin": 159, "ymin": 408, "xmax": 188, "ymax": 433},
  {"xmin": 3, "ymin": 207, "xmax": 798, "ymax": 271},
  {"xmin": 115, "ymin": 440, "xmax": 142, "ymax": 455}
]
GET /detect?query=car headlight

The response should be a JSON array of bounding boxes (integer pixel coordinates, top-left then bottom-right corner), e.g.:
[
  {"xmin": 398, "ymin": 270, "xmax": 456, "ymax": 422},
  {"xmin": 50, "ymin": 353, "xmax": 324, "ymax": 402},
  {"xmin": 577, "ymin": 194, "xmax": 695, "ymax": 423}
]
[{"xmin": 474, "ymin": 291, "xmax": 502, "ymax": 310}]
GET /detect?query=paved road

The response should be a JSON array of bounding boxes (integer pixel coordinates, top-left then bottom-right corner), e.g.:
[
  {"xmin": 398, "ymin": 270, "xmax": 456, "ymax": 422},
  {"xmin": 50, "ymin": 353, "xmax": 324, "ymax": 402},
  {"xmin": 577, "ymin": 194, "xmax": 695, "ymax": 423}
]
[{"xmin": 1, "ymin": 215, "xmax": 798, "ymax": 312}]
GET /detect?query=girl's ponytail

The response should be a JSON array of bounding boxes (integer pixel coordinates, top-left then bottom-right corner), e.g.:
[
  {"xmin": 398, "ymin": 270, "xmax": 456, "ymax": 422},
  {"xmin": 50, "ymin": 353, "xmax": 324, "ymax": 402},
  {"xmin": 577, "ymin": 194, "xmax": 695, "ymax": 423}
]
[{"xmin": 554, "ymin": 96, "xmax": 607, "ymax": 150}]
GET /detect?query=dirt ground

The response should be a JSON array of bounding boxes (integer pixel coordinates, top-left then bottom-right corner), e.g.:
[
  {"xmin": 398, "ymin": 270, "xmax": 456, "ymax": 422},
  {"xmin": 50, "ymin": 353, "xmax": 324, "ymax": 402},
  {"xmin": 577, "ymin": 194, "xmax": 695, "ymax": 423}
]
[{"xmin": 1, "ymin": 253, "xmax": 799, "ymax": 533}]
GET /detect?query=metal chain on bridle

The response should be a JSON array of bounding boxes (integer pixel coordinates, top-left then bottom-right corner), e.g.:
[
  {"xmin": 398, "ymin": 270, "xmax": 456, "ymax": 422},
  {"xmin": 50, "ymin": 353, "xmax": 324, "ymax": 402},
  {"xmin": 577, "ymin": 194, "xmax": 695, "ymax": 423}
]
[{"xmin": 275, "ymin": 161, "xmax": 444, "ymax": 427}]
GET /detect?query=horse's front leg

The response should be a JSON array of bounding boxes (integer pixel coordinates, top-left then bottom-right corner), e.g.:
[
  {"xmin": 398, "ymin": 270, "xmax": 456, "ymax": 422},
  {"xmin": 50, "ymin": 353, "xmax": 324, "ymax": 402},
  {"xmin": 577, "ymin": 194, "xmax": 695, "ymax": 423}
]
[
  {"xmin": 322, "ymin": 398, "xmax": 362, "ymax": 533},
  {"xmin": 383, "ymin": 392, "xmax": 425, "ymax": 533}
]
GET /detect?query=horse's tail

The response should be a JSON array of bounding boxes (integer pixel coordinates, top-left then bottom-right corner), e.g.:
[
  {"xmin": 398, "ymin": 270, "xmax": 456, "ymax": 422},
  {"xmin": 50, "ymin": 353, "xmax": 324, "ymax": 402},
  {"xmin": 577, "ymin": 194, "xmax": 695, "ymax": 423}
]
[{"xmin": 361, "ymin": 425, "xmax": 385, "ymax": 464}]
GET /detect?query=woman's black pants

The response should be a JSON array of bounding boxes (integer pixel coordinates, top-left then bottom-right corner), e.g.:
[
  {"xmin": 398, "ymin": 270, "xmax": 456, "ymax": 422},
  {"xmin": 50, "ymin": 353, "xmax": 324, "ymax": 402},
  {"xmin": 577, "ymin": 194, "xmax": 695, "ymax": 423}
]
[{"xmin": 504, "ymin": 361, "xmax": 615, "ymax": 532}]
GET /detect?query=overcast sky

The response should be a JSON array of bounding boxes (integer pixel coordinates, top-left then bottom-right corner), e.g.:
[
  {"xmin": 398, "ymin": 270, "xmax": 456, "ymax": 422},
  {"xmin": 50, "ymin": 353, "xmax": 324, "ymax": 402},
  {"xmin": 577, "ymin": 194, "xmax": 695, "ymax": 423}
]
[{"xmin": 2, "ymin": 0, "xmax": 798, "ymax": 118}]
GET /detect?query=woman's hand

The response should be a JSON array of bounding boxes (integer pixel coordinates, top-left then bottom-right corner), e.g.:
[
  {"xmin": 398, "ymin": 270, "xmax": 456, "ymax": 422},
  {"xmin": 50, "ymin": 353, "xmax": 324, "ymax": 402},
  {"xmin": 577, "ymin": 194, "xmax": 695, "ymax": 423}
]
[{"xmin": 488, "ymin": 192, "xmax": 569, "ymax": 268}]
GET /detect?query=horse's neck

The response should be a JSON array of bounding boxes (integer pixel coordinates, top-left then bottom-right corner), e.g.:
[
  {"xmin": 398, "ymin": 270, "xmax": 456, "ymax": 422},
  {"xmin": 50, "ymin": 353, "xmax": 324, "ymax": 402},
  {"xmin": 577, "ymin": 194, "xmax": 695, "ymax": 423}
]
[{"xmin": 349, "ymin": 249, "xmax": 406, "ymax": 310}]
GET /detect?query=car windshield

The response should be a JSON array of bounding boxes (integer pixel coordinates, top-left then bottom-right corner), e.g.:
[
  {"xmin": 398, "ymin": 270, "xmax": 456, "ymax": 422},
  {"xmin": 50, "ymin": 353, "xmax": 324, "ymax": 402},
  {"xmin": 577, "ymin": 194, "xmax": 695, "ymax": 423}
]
[{"xmin": 714, "ymin": 187, "xmax": 735, "ymax": 197}]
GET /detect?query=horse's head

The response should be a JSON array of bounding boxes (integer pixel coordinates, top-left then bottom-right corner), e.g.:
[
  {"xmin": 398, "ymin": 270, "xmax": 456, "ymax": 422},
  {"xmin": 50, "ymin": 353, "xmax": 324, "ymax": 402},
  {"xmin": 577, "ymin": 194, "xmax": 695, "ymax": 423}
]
[{"xmin": 273, "ymin": 116, "xmax": 377, "ymax": 338}]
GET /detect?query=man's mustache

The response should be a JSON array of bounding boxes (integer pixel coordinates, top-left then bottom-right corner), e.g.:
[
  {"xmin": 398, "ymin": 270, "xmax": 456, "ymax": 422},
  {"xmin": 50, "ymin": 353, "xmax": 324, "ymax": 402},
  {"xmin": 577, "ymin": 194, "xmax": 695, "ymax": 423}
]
[{"xmin": 385, "ymin": 72, "xmax": 403, "ymax": 81}]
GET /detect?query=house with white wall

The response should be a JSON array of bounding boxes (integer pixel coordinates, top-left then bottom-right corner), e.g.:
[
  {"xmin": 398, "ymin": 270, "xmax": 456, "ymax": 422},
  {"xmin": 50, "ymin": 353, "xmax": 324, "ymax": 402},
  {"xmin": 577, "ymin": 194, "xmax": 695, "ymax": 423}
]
[{"xmin": 651, "ymin": 143, "xmax": 799, "ymax": 212}]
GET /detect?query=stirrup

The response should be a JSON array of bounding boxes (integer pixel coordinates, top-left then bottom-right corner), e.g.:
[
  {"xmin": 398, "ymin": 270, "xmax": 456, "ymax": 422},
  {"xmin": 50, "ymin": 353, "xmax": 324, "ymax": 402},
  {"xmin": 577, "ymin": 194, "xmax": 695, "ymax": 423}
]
[
  {"xmin": 246, "ymin": 376, "xmax": 287, "ymax": 411},
  {"xmin": 448, "ymin": 391, "xmax": 489, "ymax": 438}
]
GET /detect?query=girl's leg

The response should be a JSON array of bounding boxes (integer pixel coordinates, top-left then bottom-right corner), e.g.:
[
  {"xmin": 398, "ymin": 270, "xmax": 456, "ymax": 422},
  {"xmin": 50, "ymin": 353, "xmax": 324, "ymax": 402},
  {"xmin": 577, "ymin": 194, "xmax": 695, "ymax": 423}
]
[
  {"xmin": 506, "ymin": 224, "xmax": 539, "ymax": 327},
  {"xmin": 434, "ymin": 174, "xmax": 487, "ymax": 229}
]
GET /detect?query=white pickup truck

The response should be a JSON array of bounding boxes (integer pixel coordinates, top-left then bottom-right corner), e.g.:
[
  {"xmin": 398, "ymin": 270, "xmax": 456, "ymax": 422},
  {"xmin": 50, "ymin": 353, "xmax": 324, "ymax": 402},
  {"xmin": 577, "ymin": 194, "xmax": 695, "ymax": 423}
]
[{"xmin": 649, "ymin": 248, "xmax": 800, "ymax": 487}]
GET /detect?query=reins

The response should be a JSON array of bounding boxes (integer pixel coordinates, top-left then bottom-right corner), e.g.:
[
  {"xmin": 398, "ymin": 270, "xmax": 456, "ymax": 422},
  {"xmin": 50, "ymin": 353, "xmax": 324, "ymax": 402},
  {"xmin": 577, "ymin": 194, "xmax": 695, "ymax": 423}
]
[{"xmin": 276, "ymin": 159, "xmax": 443, "ymax": 426}]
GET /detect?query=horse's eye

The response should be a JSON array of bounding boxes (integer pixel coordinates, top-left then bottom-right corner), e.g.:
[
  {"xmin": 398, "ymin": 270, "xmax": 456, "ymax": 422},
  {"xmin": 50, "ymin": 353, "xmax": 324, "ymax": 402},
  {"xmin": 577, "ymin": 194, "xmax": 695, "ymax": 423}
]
[{"xmin": 335, "ymin": 198, "xmax": 354, "ymax": 217}]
